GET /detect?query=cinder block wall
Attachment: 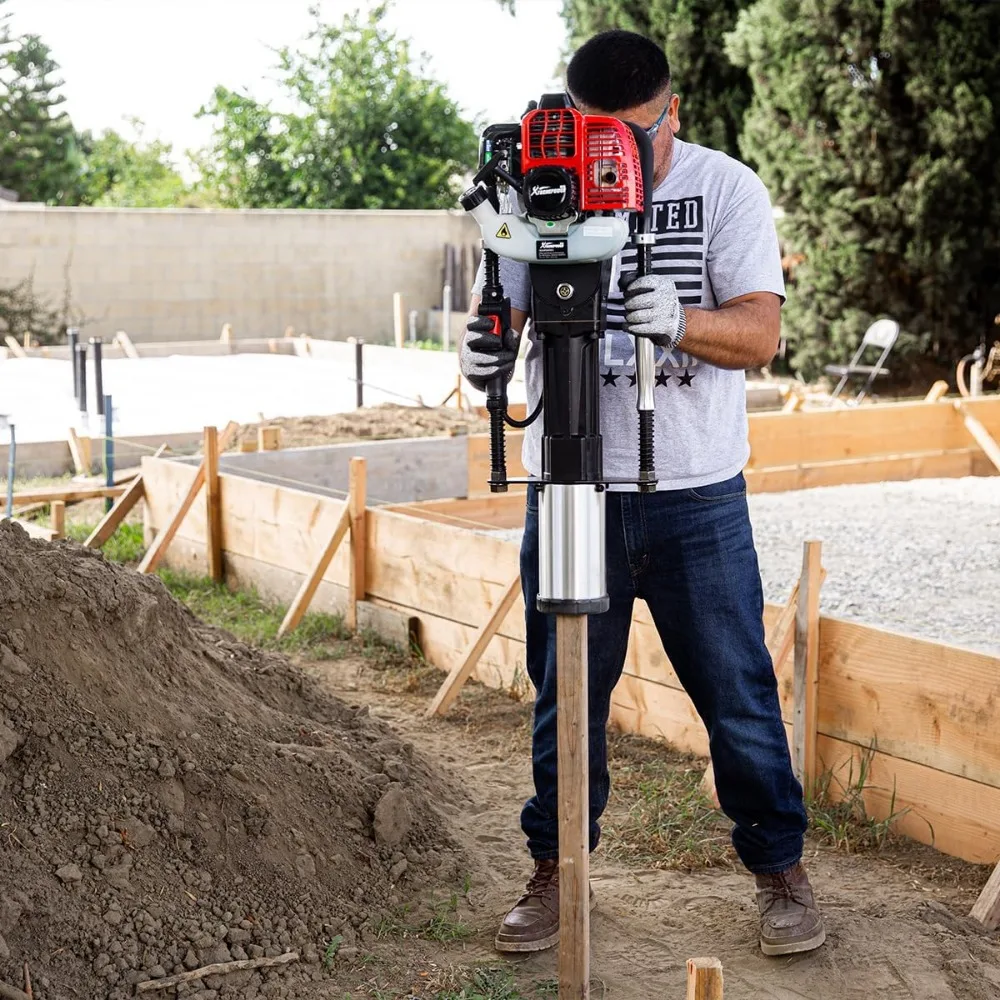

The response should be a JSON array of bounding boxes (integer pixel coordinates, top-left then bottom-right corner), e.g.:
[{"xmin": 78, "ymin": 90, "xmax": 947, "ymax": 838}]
[{"xmin": 0, "ymin": 205, "xmax": 480, "ymax": 343}]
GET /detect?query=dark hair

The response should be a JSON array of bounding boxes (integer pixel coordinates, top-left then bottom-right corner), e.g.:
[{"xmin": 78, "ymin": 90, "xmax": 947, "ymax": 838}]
[{"xmin": 566, "ymin": 29, "xmax": 671, "ymax": 112}]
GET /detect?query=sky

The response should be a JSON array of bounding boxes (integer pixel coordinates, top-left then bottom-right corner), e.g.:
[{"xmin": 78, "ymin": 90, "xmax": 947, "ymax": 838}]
[{"xmin": 6, "ymin": 0, "xmax": 568, "ymax": 170}]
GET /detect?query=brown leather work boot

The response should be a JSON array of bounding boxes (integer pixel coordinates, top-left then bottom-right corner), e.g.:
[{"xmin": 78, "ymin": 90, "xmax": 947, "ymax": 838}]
[
  {"xmin": 494, "ymin": 859, "xmax": 594, "ymax": 953},
  {"xmin": 755, "ymin": 862, "xmax": 826, "ymax": 956}
]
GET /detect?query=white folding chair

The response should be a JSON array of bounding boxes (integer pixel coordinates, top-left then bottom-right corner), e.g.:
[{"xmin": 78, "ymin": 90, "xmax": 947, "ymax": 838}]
[{"xmin": 824, "ymin": 318, "xmax": 899, "ymax": 402}]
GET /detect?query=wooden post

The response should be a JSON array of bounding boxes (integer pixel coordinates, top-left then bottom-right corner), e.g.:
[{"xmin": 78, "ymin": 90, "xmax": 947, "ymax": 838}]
[
  {"xmin": 426, "ymin": 572, "xmax": 521, "ymax": 716},
  {"xmin": 135, "ymin": 422, "xmax": 238, "ymax": 574},
  {"xmin": 114, "ymin": 330, "xmax": 140, "ymax": 359},
  {"xmin": 393, "ymin": 292, "xmax": 405, "ymax": 349},
  {"xmin": 277, "ymin": 505, "xmax": 352, "ymax": 637},
  {"xmin": 50, "ymin": 501, "xmax": 65, "ymax": 538},
  {"xmin": 793, "ymin": 540, "xmax": 823, "ymax": 791},
  {"xmin": 970, "ymin": 861, "xmax": 1000, "ymax": 931},
  {"xmin": 686, "ymin": 957, "xmax": 724, "ymax": 1000},
  {"xmin": 205, "ymin": 426, "xmax": 223, "ymax": 583},
  {"xmin": 220, "ymin": 323, "xmax": 233, "ymax": 345},
  {"xmin": 346, "ymin": 457, "xmax": 367, "ymax": 631},
  {"xmin": 557, "ymin": 613, "xmax": 589, "ymax": 1000},
  {"xmin": 4, "ymin": 335, "xmax": 27, "ymax": 358}
]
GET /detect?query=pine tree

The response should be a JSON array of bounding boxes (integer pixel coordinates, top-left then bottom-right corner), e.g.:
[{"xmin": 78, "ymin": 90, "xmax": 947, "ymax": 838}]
[
  {"xmin": 727, "ymin": 0, "xmax": 1000, "ymax": 380},
  {"xmin": 0, "ymin": 0, "xmax": 79, "ymax": 204}
]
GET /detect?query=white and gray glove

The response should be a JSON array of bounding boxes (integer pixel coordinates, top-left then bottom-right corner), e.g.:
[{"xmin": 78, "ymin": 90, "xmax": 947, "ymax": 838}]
[
  {"xmin": 460, "ymin": 316, "xmax": 520, "ymax": 392},
  {"xmin": 622, "ymin": 273, "xmax": 687, "ymax": 349}
]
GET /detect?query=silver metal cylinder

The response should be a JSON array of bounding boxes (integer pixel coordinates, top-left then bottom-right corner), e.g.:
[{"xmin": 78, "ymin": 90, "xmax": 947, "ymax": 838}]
[
  {"xmin": 537, "ymin": 484, "xmax": 607, "ymax": 614},
  {"xmin": 635, "ymin": 335, "xmax": 655, "ymax": 411}
]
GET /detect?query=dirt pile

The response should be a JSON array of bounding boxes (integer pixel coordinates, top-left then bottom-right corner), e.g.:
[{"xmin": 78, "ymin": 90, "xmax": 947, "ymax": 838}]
[
  {"xmin": 238, "ymin": 404, "xmax": 489, "ymax": 450},
  {"xmin": 0, "ymin": 521, "xmax": 463, "ymax": 1000}
]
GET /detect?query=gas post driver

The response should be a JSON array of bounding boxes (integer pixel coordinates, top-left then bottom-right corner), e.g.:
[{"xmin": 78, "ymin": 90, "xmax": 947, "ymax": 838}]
[
  {"xmin": 461, "ymin": 94, "xmax": 658, "ymax": 995},
  {"xmin": 461, "ymin": 92, "xmax": 658, "ymax": 614}
]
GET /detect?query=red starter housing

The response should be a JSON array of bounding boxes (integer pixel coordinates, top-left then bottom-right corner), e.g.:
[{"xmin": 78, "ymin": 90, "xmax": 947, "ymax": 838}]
[{"xmin": 520, "ymin": 106, "xmax": 644, "ymax": 213}]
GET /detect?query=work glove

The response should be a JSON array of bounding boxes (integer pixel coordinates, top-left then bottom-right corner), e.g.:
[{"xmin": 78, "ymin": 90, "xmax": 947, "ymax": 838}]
[
  {"xmin": 622, "ymin": 272, "xmax": 687, "ymax": 349},
  {"xmin": 460, "ymin": 316, "xmax": 520, "ymax": 392}
]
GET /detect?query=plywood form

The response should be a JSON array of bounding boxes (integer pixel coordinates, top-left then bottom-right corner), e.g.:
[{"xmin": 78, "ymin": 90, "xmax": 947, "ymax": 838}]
[
  {"xmin": 466, "ymin": 397, "xmax": 1000, "ymax": 497},
  {"xmin": 141, "ymin": 456, "xmax": 1000, "ymax": 864}
]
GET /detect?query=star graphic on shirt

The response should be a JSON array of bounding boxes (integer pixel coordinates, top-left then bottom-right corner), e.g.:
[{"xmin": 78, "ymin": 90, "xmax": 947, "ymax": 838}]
[
  {"xmin": 627, "ymin": 373, "xmax": 637, "ymax": 386},
  {"xmin": 601, "ymin": 371, "xmax": 620, "ymax": 387},
  {"xmin": 677, "ymin": 369, "xmax": 695, "ymax": 387},
  {"xmin": 655, "ymin": 370, "xmax": 671, "ymax": 387}
]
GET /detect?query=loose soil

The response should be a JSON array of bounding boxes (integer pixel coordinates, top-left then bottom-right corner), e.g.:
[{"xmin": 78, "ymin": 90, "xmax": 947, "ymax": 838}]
[
  {"xmin": 293, "ymin": 657, "xmax": 1000, "ymax": 1000},
  {"xmin": 237, "ymin": 405, "xmax": 489, "ymax": 451},
  {"xmin": 2, "ymin": 520, "xmax": 1000, "ymax": 999},
  {"xmin": 0, "ymin": 521, "xmax": 470, "ymax": 1000}
]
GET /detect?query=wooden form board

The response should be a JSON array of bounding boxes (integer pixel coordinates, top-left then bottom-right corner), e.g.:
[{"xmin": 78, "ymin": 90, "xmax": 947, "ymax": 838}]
[
  {"xmin": 466, "ymin": 397, "xmax": 1000, "ymax": 497},
  {"xmin": 141, "ymin": 456, "xmax": 1000, "ymax": 864}
]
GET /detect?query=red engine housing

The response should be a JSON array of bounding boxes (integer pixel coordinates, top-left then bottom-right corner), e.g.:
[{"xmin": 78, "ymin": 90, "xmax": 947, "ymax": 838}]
[{"xmin": 520, "ymin": 106, "xmax": 644, "ymax": 213}]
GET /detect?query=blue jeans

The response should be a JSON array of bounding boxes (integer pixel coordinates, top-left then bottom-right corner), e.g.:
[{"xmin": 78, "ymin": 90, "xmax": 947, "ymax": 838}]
[{"xmin": 519, "ymin": 472, "xmax": 808, "ymax": 874}]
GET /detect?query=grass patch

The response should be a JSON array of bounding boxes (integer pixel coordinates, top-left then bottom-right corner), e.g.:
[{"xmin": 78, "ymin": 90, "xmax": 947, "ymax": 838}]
[
  {"xmin": 602, "ymin": 734, "xmax": 734, "ymax": 870},
  {"xmin": 158, "ymin": 569, "xmax": 352, "ymax": 660},
  {"xmin": 65, "ymin": 522, "xmax": 145, "ymax": 564},
  {"xmin": 341, "ymin": 966, "xmax": 525, "ymax": 1000},
  {"xmin": 807, "ymin": 741, "xmax": 916, "ymax": 853}
]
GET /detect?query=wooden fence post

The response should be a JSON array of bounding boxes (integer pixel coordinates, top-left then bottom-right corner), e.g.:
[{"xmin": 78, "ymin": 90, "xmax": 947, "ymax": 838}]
[
  {"xmin": 50, "ymin": 501, "xmax": 65, "ymax": 539},
  {"xmin": 793, "ymin": 540, "xmax": 823, "ymax": 791},
  {"xmin": 347, "ymin": 458, "xmax": 367, "ymax": 631},
  {"xmin": 205, "ymin": 426, "xmax": 223, "ymax": 583},
  {"xmin": 557, "ymin": 614, "xmax": 590, "ymax": 1000},
  {"xmin": 686, "ymin": 957, "xmax": 724, "ymax": 999}
]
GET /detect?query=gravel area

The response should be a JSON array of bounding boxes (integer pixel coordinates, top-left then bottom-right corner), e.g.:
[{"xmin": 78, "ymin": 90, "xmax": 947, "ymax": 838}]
[
  {"xmin": 485, "ymin": 477, "xmax": 1000, "ymax": 655},
  {"xmin": 748, "ymin": 477, "xmax": 1000, "ymax": 654}
]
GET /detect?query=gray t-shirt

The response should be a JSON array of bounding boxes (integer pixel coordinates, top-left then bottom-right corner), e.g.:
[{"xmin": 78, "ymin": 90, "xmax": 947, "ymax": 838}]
[{"xmin": 471, "ymin": 137, "xmax": 785, "ymax": 490}]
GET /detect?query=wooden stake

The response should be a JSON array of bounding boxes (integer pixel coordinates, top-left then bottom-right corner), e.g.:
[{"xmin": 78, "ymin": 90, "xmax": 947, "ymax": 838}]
[
  {"xmin": 686, "ymin": 957, "xmax": 724, "ymax": 1000},
  {"xmin": 50, "ymin": 501, "xmax": 65, "ymax": 539},
  {"xmin": 277, "ymin": 505, "xmax": 352, "ymax": 637},
  {"xmin": 557, "ymin": 613, "xmax": 590, "ymax": 1000},
  {"xmin": 220, "ymin": 323, "xmax": 233, "ymax": 345},
  {"xmin": 425, "ymin": 571, "xmax": 521, "ymax": 716},
  {"xmin": 84, "ymin": 477, "xmax": 144, "ymax": 549},
  {"xmin": 970, "ymin": 860, "xmax": 1000, "ymax": 930},
  {"xmin": 793, "ymin": 540, "xmax": 823, "ymax": 790},
  {"xmin": 114, "ymin": 330, "xmax": 140, "ymax": 359},
  {"xmin": 205, "ymin": 426, "xmax": 223, "ymax": 582},
  {"xmin": 393, "ymin": 292, "xmax": 405, "ymax": 349},
  {"xmin": 346, "ymin": 457, "xmax": 367, "ymax": 631},
  {"xmin": 956, "ymin": 401, "xmax": 1000, "ymax": 473},
  {"xmin": 67, "ymin": 428, "xmax": 91, "ymax": 475}
]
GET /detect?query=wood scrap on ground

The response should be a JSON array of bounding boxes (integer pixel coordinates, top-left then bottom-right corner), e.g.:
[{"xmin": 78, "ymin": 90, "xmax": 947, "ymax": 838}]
[
  {"xmin": 970, "ymin": 860, "xmax": 1000, "ymax": 931},
  {"xmin": 135, "ymin": 951, "xmax": 298, "ymax": 993}
]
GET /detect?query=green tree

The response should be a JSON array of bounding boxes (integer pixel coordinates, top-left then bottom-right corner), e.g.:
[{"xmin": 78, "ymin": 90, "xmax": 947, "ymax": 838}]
[
  {"xmin": 196, "ymin": 4, "xmax": 478, "ymax": 210},
  {"xmin": 75, "ymin": 118, "xmax": 194, "ymax": 207},
  {"xmin": 0, "ymin": 0, "xmax": 78, "ymax": 203},
  {"xmin": 727, "ymin": 0, "xmax": 1000, "ymax": 380},
  {"xmin": 499, "ymin": 0, "xmax": 753, "ymax": 159}
]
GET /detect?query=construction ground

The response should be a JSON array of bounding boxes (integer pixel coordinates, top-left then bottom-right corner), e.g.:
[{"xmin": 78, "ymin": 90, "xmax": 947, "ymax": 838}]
[{"xmin": 1, "ymin": 339, "xmax": 1000, "ymax": 1000}]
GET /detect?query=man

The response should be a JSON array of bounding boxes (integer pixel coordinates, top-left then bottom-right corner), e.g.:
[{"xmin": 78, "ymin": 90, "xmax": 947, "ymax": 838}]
[{"xmin": 461, "ymin": 29, "xmax": 825, "ymax": 959}]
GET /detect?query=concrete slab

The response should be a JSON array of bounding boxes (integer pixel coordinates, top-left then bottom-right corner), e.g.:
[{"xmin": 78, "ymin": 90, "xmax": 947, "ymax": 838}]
[{"xmin": 214, "ymin": 435, "xmax": 469, "ymax": 505}]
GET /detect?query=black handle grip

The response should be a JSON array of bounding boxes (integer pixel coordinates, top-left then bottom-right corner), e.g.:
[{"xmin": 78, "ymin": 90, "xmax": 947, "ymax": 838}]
[{"xmin": 479, "ymin": 248, "xmax": 510, "ymax": 493}]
